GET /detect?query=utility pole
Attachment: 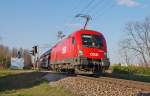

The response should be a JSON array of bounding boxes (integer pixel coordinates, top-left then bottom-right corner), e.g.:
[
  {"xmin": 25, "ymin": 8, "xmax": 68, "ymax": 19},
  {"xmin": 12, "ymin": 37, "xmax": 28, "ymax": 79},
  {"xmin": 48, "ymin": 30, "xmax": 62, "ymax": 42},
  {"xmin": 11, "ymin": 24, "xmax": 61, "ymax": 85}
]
[
  {"xmin": 31, "ymin": 45, "xmax": 39, "ymax": 70},
  {"xmin": 37, "ymin": 45, "xmax": 39, "ymax": 70},
  {"xmin": 75, "ymin": 14, "xmax": 91, "ymax": 29},
  {"xmin": 57, "ymin": 31, "xmax": 65, "ymax": 40}
]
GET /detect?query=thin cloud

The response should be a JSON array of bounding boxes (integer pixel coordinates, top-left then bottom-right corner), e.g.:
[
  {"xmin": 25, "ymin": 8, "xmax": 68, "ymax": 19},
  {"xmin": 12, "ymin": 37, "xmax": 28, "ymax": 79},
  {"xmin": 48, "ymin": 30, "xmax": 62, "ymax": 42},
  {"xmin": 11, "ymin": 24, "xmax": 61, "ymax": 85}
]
[{"xmin": 116, "ymin": 0, "xmax": 140, "ymax": 7}]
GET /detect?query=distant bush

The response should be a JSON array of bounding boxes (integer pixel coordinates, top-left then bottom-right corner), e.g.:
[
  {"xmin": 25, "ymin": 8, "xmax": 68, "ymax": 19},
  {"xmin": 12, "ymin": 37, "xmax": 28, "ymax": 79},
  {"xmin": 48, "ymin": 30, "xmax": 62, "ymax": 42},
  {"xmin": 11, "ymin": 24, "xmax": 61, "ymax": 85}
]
[
  {"xmin": 112, "ymin": 65, "xmax": 150, "ymax": 75},
  {"xmin": 0, "ymin": 57, "xmax": 11, "ymax": 69}
]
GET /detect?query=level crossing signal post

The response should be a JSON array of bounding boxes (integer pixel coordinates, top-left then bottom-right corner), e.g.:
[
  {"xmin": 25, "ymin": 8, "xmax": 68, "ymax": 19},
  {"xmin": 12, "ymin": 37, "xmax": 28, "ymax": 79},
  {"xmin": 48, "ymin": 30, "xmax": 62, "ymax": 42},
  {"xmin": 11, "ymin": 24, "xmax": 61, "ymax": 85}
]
[{"xmin": 30, "ymin": 45, "xmax": 39, "ymax": 70}]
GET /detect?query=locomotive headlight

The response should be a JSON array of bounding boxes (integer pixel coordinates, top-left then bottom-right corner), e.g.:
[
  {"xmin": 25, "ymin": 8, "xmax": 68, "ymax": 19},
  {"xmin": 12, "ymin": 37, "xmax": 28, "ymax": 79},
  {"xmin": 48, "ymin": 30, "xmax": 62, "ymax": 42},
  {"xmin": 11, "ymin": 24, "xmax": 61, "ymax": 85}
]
[
  {"xmin": 79, "ymin": 50, "xmax": 83, "ymax": 55},
  {"xmin": 104, "ymin": 52, "xmax": 107, "ymax": 58}
]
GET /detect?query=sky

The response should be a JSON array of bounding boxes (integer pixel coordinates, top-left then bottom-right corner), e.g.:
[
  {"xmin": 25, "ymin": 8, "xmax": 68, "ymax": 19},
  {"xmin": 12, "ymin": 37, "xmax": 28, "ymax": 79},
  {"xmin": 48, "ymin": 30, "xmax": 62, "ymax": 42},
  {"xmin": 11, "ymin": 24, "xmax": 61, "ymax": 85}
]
[{"xmin": 0, "ymin": 0, "xmax": 150, "ymax": 63}]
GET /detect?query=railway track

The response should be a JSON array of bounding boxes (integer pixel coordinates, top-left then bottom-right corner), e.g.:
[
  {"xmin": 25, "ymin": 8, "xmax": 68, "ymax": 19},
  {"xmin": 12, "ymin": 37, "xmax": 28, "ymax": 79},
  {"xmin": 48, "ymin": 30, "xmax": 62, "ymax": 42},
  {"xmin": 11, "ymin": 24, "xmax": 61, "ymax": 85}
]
[
  {"xmin": 76, "ymin": 74, "xmax": 150, "ymax": 92},
  {"xmin": 47, "ymin": 71, "xmax": 150, "ymax": 96}
]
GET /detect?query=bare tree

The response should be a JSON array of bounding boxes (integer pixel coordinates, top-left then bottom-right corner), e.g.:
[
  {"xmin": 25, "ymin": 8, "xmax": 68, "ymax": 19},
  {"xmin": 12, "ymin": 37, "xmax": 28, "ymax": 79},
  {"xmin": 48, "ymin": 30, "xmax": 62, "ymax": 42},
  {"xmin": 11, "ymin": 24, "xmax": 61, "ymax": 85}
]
[
  {"xmin": 119, "ymin": 17, "xmax": 150, "ymax": 67},
  {"xmin": 0, "ymin": 44, "xmax": 11, "ymax": 68},
  {"xmin": 23, "ymin": 49, "xmax": 32, "ymax": 68},
  {"xmin": 11, "ymin": 48, "xmax": 18, "ymax": 57},
  {"xmin": 118, "ymin": 43, "xmax": 131, "ymax": 65},
  {"xmin": 0, "ymin": 44, "xmax": 33, "ymax": 69}
]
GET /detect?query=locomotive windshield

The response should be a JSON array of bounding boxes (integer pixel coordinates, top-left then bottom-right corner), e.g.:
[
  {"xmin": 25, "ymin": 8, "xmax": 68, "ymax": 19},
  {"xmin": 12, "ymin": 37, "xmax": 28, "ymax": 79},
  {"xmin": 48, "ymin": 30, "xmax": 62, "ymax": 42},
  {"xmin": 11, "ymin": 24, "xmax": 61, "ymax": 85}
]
[{"xmin": 82, "ymin": 34, "xmax": 103, "ymax": 49}]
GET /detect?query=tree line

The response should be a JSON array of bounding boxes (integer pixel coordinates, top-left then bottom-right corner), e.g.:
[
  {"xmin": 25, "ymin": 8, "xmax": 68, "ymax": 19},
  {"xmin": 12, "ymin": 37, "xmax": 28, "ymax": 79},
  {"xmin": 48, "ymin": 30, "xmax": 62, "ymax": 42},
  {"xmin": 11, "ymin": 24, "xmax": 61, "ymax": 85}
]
[
  {"xmin": 0, "ymin": 44, "xmax": 32, "ymax": 69},
  {"xmin": 118, "ymin": 16, "xmax": 150, "ymax": 67}
]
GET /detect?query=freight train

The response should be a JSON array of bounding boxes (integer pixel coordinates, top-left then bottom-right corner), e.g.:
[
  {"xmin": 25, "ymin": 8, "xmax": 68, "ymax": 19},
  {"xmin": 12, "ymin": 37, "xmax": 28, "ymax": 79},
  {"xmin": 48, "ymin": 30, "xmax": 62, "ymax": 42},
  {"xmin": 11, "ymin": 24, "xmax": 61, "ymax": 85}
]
[{"xmin": 40, "ymin": 29, "xmax": 110, "ymax": 73}]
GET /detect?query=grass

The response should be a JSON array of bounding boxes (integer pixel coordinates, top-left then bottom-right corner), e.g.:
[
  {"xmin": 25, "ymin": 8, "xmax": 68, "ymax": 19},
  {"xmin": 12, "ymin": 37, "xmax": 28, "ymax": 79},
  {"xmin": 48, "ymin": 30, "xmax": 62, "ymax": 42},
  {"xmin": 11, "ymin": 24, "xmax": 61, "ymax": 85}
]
[
  {"xmin": 0, "ymin": 69, "xmax": 75, "ymax": 96},
  {"xmin": 0, "ymin": 81, "xmax": 74, "ymax": 96},
  {"xmin": 0, "ymin": 69, "xmax": 33, "ymax": 77},
  {"xmin": 110, "ymin": 65, "xmax": 150, "ymax": 82},
  {"xmin": 112, "ymin": 65, "xmax": 150, "ymax": 75}
]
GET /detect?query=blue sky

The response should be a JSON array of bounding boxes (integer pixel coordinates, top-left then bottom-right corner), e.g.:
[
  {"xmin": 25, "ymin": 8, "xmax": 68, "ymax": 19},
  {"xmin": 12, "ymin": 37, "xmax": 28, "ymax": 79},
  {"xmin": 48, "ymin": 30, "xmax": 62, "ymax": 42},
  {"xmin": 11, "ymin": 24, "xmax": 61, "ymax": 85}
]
[{"xmin": 0, "ymin": 0, "xmax": 150, "ymax": 63}]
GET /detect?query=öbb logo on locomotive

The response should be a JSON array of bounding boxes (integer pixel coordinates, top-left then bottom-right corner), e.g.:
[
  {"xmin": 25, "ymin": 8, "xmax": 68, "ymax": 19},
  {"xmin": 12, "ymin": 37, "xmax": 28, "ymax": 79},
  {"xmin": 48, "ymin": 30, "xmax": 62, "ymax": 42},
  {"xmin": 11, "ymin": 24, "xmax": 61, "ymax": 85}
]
[{"xmin": 90, "ymin": 53, "xmax": 99, "ymax": 56}]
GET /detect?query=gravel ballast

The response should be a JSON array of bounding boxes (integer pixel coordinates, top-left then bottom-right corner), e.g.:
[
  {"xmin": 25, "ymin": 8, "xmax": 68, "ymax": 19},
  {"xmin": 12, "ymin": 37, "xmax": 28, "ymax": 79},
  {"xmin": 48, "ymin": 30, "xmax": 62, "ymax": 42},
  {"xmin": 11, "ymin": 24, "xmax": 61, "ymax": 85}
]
[{"xmin": 49, "ymin": 76, "xmax": 150, "ymax": 96}]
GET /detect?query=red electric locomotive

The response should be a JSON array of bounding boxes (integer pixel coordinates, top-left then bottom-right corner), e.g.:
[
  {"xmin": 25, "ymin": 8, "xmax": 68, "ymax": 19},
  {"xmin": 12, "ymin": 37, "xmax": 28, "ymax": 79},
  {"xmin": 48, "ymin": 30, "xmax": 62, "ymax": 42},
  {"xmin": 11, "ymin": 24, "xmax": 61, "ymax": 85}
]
[{"xmin": 49, "ymin": 29, "xmax": 110, "ymax": 73}]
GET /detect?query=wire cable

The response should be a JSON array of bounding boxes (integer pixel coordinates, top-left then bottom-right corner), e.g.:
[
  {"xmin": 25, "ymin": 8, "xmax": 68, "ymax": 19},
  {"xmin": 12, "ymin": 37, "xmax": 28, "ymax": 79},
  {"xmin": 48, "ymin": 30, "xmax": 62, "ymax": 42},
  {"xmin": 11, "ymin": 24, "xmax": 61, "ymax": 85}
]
[
  {"xmin": 84, "ymin": 0, "xmax": 105, "ymax": 15},
  {"xmin": 79, "ymin": 0, "xmax": 96, "ymax": 14},
  {"xmin": 94, "ymin": 1, "xmax": 116, "ymax": 19}
]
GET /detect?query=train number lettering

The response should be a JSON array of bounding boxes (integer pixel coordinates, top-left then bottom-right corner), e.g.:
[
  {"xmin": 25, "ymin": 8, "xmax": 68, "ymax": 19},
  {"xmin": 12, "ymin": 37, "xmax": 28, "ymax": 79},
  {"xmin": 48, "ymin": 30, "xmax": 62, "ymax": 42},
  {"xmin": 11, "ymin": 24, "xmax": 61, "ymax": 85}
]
[{"xmin": 90, "ymin": 53, "xmax": 99, "ymax": 56}]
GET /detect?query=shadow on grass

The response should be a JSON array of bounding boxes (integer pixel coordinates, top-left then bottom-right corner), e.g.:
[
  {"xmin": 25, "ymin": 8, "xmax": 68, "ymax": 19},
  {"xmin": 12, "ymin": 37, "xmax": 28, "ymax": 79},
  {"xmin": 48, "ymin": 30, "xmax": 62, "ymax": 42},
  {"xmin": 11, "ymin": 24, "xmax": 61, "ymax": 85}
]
[
  {"xmin": 43, "ymin": 72, "xmax": 76, "ymax": 82},
  {"xmin": 0, "ymin": 71, "xmax": 48, "ymax": 92}
]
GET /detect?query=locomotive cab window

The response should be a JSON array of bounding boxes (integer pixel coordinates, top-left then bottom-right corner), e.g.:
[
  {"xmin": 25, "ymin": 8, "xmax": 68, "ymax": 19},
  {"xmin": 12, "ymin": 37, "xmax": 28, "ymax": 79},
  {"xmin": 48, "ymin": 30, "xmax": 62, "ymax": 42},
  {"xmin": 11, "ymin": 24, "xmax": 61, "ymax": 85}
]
[
  {"xmin": 72, "ymin": 37, "xmax": 76, "ymax": 45},
  {"xmin": 82, "ymin": 34, "xmax": 103, "ymax": 49}
]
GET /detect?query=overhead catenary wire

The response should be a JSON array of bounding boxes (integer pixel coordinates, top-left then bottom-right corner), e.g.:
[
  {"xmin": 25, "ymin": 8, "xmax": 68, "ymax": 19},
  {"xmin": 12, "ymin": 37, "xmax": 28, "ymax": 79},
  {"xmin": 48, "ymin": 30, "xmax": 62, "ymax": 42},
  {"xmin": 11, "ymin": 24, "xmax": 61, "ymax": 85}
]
[
  {"xmin": 84, "ymin": 0, "xmax": 105, "ymax": 15},
  {"xmin": 60, "ymin": 0, "xmax": 116, "ymax": 33},
  {"xmin": 41, "ymin": 0, "xmax": 116, "ymax": 54},
  {"xmin": 77, "ymin": 0, "xmax": 116, "ymax": 30},
  {"xmin": 75, "ymin": 0, "xmax": 114, "ymax": 17},
  {"xmin": 61, "ymin": 0, "xmax": 96, "ymax": 32},
  {"xmin": 69, "ymin": 0, "xmax": 83, "ymax": 14},
  {"xmin": 94, "ymin": 1, "xmax": 116, "ymax": 19},
  {"xmin": 78, "ymin": 0, "xmax": 96, "ymax": 14},
  {"xmin": 70, "ymin": 0, "xmax": 101, "ymax": 30},
  {"xmin": 60, "ymin": 0, "xmax": 86, "ymax": 32}
]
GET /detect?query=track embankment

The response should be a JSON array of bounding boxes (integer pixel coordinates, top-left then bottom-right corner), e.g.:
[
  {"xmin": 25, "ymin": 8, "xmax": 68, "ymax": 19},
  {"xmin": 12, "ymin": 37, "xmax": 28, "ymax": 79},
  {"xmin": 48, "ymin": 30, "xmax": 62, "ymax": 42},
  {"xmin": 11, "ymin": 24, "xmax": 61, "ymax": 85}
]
[{"xmin": 46, "ymin": 72, "xmax": 150, "ymax": 96}]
